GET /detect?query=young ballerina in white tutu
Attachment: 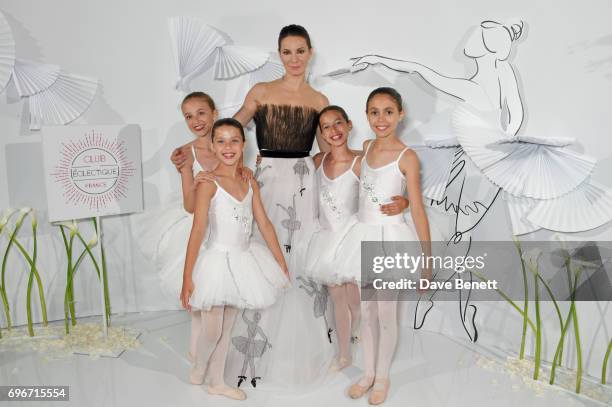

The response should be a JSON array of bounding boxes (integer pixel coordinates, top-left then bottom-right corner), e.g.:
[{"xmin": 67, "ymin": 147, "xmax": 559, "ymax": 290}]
[
  {"xmin": 160, "ymin": 92, "xmax": 253, "ymax": 363},
  {"xmin": 334, "ymin": 88, "xmax": 432, "ymax": 404},
  {"xmin": 304, "ymin": 106, "xmax": 408, "ymax": 372},
  {"xmin": 180, "ymin": 118, "xmax": 288, "ymax": 400}
]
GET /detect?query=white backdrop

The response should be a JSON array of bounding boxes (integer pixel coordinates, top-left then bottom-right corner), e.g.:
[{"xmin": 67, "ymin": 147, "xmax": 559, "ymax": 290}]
[{"xmin": 1, "ymin": 0, "xmax": 611, "ymax": 377}]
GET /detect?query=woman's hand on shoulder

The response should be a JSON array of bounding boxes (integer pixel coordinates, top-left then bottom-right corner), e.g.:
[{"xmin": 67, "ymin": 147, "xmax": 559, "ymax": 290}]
[
  {"xmin": 193, "ymin": 170, "xmax": 216, "ymax": 187},
  {"xmin": 238, "ymin": 166, "xmax": 255, "ymax": 182},
  {"xmin": 171, "ymin": 145, "xmax": 193, "ymax": 173},
  {"xmin": 313, "ymin": 152, "xmax": 325, "ymax": 169}
]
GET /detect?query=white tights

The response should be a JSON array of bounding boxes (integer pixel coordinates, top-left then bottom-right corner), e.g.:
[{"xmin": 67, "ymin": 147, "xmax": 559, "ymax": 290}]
[
  {"xmin": 328, "ymin": 282, "xmax": 361, "ymax": 360},
  {"xmin": 190, "ymin": 306, "xmax": 238, "ymax": 386},
  {"xmin": 358, "ymin": 294, "xmax": 399, "ymax": 385}
]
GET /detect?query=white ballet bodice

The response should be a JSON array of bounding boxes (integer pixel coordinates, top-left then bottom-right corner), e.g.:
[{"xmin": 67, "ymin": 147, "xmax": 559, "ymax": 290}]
[
  {"xmin": 205, "ymin": 181, "xmax": 253, "ymax": 252},
  {"xmin": 358, "ymin": 141, "xmax": 409, "ymax": 225},
  {"xmin": 316, "ymin": 154, "xmax": 359, "ymax": 231}
]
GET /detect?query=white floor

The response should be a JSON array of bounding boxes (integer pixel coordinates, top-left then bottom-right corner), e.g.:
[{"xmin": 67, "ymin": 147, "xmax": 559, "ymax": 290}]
[{"xmin": 0, "ymin": 311, "xmax": 606, "ymax": 407}]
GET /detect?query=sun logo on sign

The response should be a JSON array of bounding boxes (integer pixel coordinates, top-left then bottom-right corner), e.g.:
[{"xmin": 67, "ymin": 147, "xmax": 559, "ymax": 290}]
[{"xmin": 52, "ymin": 130, "xmax": 136, "ymax": 210}]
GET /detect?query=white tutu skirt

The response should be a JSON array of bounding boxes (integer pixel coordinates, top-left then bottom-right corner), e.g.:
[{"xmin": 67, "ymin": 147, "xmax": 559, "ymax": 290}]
[
  {"xmin": 189, "ymin": 241, "xmax": 288, "ymax": 311},
  {"xmin": 303, "ymin": 220, "xmax": 361, "ymax": 285},
  {"xmin": 130, "ymin": 200, "xmax": 194, "ymax": 304},
  {"xmin": 333, "ymin": 215, "xmax": 421, "ymax": 284}
]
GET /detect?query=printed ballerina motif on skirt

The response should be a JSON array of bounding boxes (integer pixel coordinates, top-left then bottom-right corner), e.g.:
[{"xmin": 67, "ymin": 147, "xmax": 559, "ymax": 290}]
[
  {"xmin": 276, "ymin": 194, "xmax": 301, "ymax": 253},
  {"xmin": 232, "ymin": 207, "xmax": 252, "ymax": 234},
  {"xmin": 254, "ymin": 162, "xmax": 272, "ymax": 188},
  {"xmin": 361, "ymin": 175, "xmax": 382, "ymax": 205},
  {"xmin": 321, "ymin": 185, "xmax": 342, "ymax": 220},
  {"xmin": 296, "ymin": 276, "xmax": 333, "ymax": 343},
  {"xmin": 232, "ymin": 310, "xmax": 271, "ymax": 388},
  {"xmin": 293, "ymin": 158, "xmax": 309, "ymax": 196}
]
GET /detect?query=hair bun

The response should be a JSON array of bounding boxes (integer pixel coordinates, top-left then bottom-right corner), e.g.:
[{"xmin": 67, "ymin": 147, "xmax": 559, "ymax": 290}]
[{"xmin": 508, "ymin": 21, "xmax": 524, "ymax": 41}]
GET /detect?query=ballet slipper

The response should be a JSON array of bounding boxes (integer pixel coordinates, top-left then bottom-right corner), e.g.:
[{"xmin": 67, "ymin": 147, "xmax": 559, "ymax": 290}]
[
  {"xmin": 368, "ymin": 378, "xmax": 390, "ymax": 405},
  {"xmin": 207, "ymin": 385, "xmax": 247, "ymax": 400},
  {"xmin": 347, "ymin": 377, "xmax": 374, "ymax": 399},
  {"xmin": 329, "ymin": 356, "xmax": 352, "ymax": 372},
  {"xmin": 189, "ymin": 364, "xmax": 206, "ymax": 385}
]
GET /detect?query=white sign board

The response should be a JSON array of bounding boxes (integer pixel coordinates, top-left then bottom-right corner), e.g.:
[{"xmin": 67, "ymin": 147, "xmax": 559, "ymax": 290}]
[{"xmin": 42, "ymin": 125, "xmax": 143, "ymax": 222}]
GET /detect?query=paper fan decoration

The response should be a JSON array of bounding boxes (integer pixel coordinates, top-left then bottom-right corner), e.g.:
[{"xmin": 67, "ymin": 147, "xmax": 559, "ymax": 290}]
[
  {"xmin": 453, "ymin": 106, "xmax": 596, "ymax": 200},
  {"xmin": 250, "ymin": 53, "xmax": 284, "ymax": 86},
  {"xmin": 503, "ymin": 192, "xmax": 540, "ymax": 235},
  {"xmin": 411, "ymin": 144, "xmax": 456, "ymax": 201},
  {"xmin": 28, "ymin": 72, "xmax": 98, "ymax": 130},
  {"xmin": 12, "ymin": 59, "xmax": 60, "ymax": 97},
  {"xmin": 168, "ymin": 17, "xmax": 227, "ymax": 91},
  {"xmin": 497, "ymin": 134, "xmax": 575, "ymax": 147},
  {"xmin": 214, "ymin": 45, "xmax": 269, "ymax": 80},
  {"xmin": 527, "ymin": 180, "xmax": 612, "ymax": 232},
  {"xmin": 424, "ymin": 137, "xmax": 459, "ymax": 148},
  {"xmin": 0, "ymin": 11, "xmax": 16, "ymax": 93}
]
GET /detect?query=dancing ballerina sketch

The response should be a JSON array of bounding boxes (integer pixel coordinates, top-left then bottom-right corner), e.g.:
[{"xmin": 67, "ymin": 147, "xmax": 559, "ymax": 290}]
[
  {"xmin": 277, "ymin": 194, "xmax": 301, "ymax": 253},
  {"xmin": 296, "ymin": 276, "xmax": 333, "ymax": 343},
  {"xmin": 232, "ymin": 310, "xmax": 271, "ymax": 388},
  {"xmin": 347, "ymin": 19, "xmax": 612, "ymax": 340}
]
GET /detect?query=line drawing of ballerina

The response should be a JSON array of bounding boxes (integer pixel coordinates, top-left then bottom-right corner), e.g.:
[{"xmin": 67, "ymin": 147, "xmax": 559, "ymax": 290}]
[
  {"xmin": 254, "ymin": 163, "xmax": 272, "ymax": 188},
  {"xmin": 232, "ymin": 310, "xmax": 272, "ymax": 388},
  {"xmin": 349, "ymin": 20, "xmax": 527, "ymax": 342},
  {"xmin": 276, "ymin": 194, "xmax": 301, "ymax": 253},
  {"xmin": 296, "ymin": 276, "xmax": 333, "ymax": 343},
  {"xmin": 293, "ymin": 158, "xmax": 310, "ymax": 196}
]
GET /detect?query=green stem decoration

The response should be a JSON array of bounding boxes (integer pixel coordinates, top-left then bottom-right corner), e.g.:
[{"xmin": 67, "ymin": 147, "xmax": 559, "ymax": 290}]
[
  {"xmin": 12, "ymin": 239, "xmax": 48, "ymax": 332},
  {"xmin": 550, "ymin": 302, "xmax": 575, "ymax": 385},
  {"xmin": 533, "ymin": 270, "xmax": 542, "ymax": 380},
  {"xmin": 1, "ymin": 212, "xmax": 25, "ymax": 332},
  {"xmin": 514, "ymin": 239, "xmax": 530, "ymax": 360},
  {"xmin": 571, "ymin": 296, "xmax": 582, "ymax": 393},
  {"xmin": 59, "ymin": 226, "xmax": 74, "ymax": 334},
  {"xmin": 472, "ymin": 270, "xmax": 537, "ymax": 333},
  {"xmin": 603, "ymin": 339, "xmax": 612, "ymax": 384},
  {"xmin": 93, "ymin": 218, "xmax": 111, "ymax": 327}
]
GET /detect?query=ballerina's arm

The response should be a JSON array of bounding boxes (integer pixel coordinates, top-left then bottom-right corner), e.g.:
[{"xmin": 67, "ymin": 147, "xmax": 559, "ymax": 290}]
[
  {"xmin": 250, "ymin": 179, "xmax": 289, "ymax": 278},
  {"xmin": 233, "ymin": 83, "xmax": 265, "ymax": 126},
  {"xmin": 181, "ymin": 182, "xmax": 216, "ymax": 311},
  {"xmin": 399, "ymin": 150, "xmax": 432, "ymax": 280},
  {"xmin": 499, "ymin": 63, "xmax": 524, "ymax": 137},
  {"xmin": 352, "ymin": 55, "xmax": 480, "ymax": 104}
]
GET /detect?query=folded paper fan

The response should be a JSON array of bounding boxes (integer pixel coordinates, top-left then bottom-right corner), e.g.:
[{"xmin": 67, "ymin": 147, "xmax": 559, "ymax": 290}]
[
  {"xmin": 527, "ymin": 180, "xmax": 612, "ymax": 233},
  {"xmin": 12, "ymin": 59, "xmax": 60, "ymax": 97},
  {"xmin": 214, "ymin": 45, "xmax": 269, "ymax": 80},
  {"xmin": 502, "ymin": 192, "xmax": 540, "ymax": 235},
  {"xmin": 424, "ymin": 137, "xmax": 459, "ymax": 148},
  {"xmin": 250, "ymin": 53, "xmax": 284, "ymax": 87},
  {"xmin": 497, "ymin": 134, "xmax": 575, "ymax": 147},
  {"xmin": 28, "ymin": 72, "xmax": 98, "ymax": 130},
  {"xmin": 0, "ymin": 11, "xmax": 16, "ymax": 93},
  {"xmin": 168, "ymin": 17, "xmax": 227, "ymax": 91},
  {"xmin": 453, "ymin": 106, "xmax": 595, "ymax": 200},
  {"xmin": 410, "ymin": 144, "xmax": 456, "ymax": 201}
]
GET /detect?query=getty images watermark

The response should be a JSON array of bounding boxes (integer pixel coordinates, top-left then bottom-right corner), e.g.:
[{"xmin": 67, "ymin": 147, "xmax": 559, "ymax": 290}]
[
  {"xmin": 359, "ymin": 241, "xmax": 612, "ymax": 301},
  {"xmin": 370, "ymin": 251, "xmax": 498, "ymax": 291}
]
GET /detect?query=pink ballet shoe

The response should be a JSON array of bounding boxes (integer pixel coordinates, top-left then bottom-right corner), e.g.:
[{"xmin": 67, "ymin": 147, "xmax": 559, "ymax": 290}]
[
  {"xmin": 189, "ymin": 364, "xmax": 206, "ymax": 385},
  {"xmin": 348, "ymin": 377, "xmax": 374, "ymax": 399},
  {"xmin": 368, "ymin": 378, "xmax": 390, "ymax": 405},
  {"xmin": 207, "ymin": 385, "xmax": 247, "ymax": 400},
  {"xmin": 330, "ymin": 356, "xmax": 352, "ymax": 372}
]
